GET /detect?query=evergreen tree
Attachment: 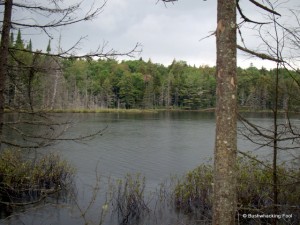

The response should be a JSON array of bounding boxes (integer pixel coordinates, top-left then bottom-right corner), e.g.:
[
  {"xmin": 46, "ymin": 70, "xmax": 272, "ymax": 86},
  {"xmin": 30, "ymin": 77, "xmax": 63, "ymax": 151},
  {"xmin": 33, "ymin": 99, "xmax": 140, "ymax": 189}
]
[
  {"xmin": 26, "ymin": 39, "xmax": 32, "ymax": 51},
  {"xmin": 15, "ymin": 29, "xmax": 24, "ymax": 49},
  {"xmin": 46, "ymin": 39, "xmax": 51, "ymax": 53}
]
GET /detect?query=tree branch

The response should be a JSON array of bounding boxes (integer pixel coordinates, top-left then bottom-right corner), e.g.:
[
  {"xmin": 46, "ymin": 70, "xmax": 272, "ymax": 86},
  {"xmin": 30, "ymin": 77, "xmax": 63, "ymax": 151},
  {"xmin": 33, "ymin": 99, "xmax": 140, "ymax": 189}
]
[
  {"xmin": 249, "ymin": 0, "xmax": 281, "ymax": 16},
  {"xmin": 8, "ymin": 42, "xmax": 141, "ymax": 60},
  {"xmin": 12, "ymin": 2, "xmax": 80, "ymax": 14},
  {"xmin": 237, "ymin": 44, "xmax": 284, "ymax": 63},
  {"xmin": 237, "ymin": 0, "xmax": 270, "ymax": 25}
]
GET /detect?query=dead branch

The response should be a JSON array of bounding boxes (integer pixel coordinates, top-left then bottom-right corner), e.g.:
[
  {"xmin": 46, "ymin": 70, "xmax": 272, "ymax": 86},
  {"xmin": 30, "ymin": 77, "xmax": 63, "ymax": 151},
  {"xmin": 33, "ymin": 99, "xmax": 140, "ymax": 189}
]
[
  {"xmin": 238, "ymin": 113, "xmax": 274, "ymax": 140},
  {"xmin": 0, "ymin": 187, "xmax": 61, "ymax": 206},
  {"xmin": 249, "ymin": 0, "xmax": 281, "ymax": 17},
  {"xmin": 237, "ymin": 0, "xmax": 270, "ymax": 25},
  {"xmin": 9, "ymin": 1, "xmax": 107, "ymax": 30},
  {"xmin": 8, "ymin": 42, "xmax": 142, "ymax": 60},
  {"xmin": 237, "ymin": 44, "xmax": 284, "ymax": 63}
]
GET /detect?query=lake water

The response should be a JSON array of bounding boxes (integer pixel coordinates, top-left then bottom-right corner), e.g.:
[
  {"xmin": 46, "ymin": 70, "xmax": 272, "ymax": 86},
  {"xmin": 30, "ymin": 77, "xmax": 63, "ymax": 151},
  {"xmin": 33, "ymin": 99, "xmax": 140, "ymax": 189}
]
[
  {"xmin": 1, "ymin": 111, "xmax": 299, "ymax": 225},
  {"xmin": 59, "ymin": 112, "xmax": 216, "ymax": 186}
]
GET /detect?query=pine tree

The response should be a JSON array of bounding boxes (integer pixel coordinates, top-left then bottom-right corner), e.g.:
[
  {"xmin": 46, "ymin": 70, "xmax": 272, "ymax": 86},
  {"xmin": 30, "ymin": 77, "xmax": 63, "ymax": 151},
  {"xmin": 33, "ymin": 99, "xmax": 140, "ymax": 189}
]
[
  {"xmin": 26, "ymin": 39, "xmax": 32, "ymax": 51},
  {"xmin": 46, "ymin": 39, "xmax": 51, "ymax": 53},
  {"xmin": 15, "ymin": 28, "xmax": 24, "ymax": 49}
]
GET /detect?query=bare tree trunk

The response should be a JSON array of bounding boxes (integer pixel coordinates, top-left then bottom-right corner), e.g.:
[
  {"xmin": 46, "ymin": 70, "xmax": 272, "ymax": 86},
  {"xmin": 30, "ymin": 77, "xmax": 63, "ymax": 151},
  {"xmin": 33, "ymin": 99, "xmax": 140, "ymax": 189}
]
[
  {"xmin": 213, "ymin": 0, "xmax": 237, "ymax": 224},
  {"xmin": 272, "ymin": 63, "xmax": 279, "ymax": 225},
  {"xmin": 51, "ymin": 70, "xmax": 60, "ymax": 110},
  {"xmin": 0, "ymin": 0, "xmax": 13, "ymax": 148}
]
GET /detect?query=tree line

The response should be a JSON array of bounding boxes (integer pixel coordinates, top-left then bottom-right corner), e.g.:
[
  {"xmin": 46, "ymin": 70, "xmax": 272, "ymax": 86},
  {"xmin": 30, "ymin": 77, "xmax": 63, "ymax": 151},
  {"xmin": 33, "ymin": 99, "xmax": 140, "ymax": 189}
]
[{"xmin": 4, "ymin": 30, "xmax": 300, "ymax": 112}]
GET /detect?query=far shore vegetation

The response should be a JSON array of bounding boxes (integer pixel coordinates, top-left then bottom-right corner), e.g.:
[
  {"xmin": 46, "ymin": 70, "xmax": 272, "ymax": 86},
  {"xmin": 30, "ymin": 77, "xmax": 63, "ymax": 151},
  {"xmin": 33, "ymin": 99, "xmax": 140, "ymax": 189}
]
[
  {"xmin": 5, "ymin": 107, "xmax": 299, "ymax": 114},
  {"xmin": 4, "ymin": 30, "xmax": 300, "ymax": 114}
]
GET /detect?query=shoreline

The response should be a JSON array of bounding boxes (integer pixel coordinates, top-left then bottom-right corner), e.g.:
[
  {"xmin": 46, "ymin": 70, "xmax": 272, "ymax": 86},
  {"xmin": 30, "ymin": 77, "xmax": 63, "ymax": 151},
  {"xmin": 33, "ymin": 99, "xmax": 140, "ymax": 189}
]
[{"xmin": 4, "ymin": 107, "xmax": 299, "ymax": 114}]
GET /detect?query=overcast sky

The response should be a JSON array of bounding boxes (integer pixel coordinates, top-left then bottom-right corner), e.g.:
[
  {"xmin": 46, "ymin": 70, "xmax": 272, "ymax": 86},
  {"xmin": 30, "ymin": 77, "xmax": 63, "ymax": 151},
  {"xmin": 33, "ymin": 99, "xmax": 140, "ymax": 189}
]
[{"xmin": 11, "ymin": 0, "xmax": 300, "ymax": 69}]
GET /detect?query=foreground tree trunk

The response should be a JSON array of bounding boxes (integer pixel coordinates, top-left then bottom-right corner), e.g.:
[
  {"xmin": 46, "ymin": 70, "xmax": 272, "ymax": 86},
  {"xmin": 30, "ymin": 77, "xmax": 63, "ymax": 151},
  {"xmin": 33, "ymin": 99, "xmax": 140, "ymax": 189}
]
[
  {"xmin": 213, "ymin": 0, "xmax": 237, "ymax": 224},
  {"xmin": 0, "ymin": 0, "xmax": 13, "ymax": 148}
]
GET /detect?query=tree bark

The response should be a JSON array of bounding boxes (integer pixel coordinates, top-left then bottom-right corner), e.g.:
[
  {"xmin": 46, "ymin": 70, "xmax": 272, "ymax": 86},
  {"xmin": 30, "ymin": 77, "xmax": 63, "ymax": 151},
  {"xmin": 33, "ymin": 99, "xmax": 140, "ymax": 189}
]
[
  {"xmin": 213, "ymin": 0, "xmax": 237, "ymax": 224},
  {"xmin": 0, "ymin": 0, "xmax": 13, "ymax": 148}
]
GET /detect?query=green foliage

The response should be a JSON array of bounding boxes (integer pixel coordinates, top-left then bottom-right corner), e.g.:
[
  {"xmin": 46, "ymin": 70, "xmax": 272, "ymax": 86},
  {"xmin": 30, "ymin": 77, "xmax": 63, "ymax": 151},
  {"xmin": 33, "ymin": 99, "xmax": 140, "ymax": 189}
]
[
  {"xmin": 60, "ymin": 57, "xmax": 300, "ymax": 111},
  {"xmin": 172, "ymin": 156, "xmax": 300, "ymax": 222},
  {"xmin": 118, "ymin": 72, "xmax": 144, "ymax": 109},
  {"xmin": 26, "ymin": 39, "xmax": 32, "ymax": 51},
  {"xmin": 15, "ymin": 29, "xmax": 24, "ymax": 49},
  {"xmin": 6, "ymin": 30, "xmax": 300, "ymax": 111},
  {"xmin": 0, "ymin": 148, "xmax": 75, "ymax": 204},
  {"xmin": 6, "ymin": 29, "xmax": 50, "ymax": 110},
  {"xmin": 237, "ymin": 156, "xmax": 300, "ymax": 209},
  {"xmin": 173, "ymin": 164, "xmax": 213, "ymax": 217}
]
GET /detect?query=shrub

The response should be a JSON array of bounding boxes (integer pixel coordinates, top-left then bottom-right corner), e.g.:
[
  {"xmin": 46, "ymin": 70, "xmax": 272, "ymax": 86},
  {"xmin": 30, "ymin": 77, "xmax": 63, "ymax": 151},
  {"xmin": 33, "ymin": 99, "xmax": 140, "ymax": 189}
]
[
  {"xmin": 0, "ymin": 148, "xmax": 75, "ymax": 205},
  {"xmin": 173, "ymin": 164, "xmax": 213, "ymax": 221},
  {"xmin": 172, "ymin": 156, "xmax": 300, "ymax": 223}
]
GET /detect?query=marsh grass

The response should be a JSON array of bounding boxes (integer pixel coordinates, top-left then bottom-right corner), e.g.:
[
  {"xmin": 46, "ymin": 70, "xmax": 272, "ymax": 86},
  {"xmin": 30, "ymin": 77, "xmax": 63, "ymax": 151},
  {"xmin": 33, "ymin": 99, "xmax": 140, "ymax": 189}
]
[
  {"xmin": 72, "ymin": 156, "xmax": 299, "ymax": 224},
  {"xmin": 1, "ymin": 149, "xmax": 299, "ymax": 224},
  {"xmin": 236, "ymin": 157, "xmax": 300, "ymax": 224},
  {"xmin": 171, "ymin": 164, "xmax": 213, "ymax": 223},
  {"xmin": 111, "ymin": 173, "xmax": 149, "ymax": 225},
  {"xmin": 49, "ymin": 108, "xmax": 159, "ymax": 114},
  {"xmin": 171, "ymin": 156, "xmax": 300, "ymax": 224},
  {"xmin": 0, "ymin": 148, "xmax": 75, "ymax": 206}
]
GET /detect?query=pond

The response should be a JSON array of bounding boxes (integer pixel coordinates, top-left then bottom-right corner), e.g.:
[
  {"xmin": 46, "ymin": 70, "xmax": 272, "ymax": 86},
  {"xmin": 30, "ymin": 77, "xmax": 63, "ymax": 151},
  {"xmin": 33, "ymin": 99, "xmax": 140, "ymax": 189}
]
[{"xmin": 1, "ymin": 111, "xmax": 299, "ymax": 224}]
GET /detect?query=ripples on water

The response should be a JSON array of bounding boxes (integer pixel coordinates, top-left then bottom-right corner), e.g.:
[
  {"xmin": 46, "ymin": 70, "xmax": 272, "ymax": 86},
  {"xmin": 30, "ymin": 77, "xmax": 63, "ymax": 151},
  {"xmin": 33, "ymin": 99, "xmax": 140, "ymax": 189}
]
[{"xmin": 1, "ymin": 111, "xmax": 299, "ymax": 224}]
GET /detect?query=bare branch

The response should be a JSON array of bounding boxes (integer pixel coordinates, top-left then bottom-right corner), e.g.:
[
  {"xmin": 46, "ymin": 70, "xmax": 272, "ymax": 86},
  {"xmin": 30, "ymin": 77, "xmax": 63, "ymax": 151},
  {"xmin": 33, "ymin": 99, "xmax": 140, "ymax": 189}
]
[
  {"xmin": 7, "ymin": 1, "xmax": 107, "ymax": 32},
  {"xmin": 12, "ymin": 2, "xmax": 80, "ymax": 14},
  {"xmin": 8, "ymin": 42, "xmax": 142, "ymax": 60},
  {"xmin": 237, "ymin": 0, "xmax": 270, "ymax": 25},
  {"xmin": 238, "ymin": 113, "xmax": 274, "ymax": 140},
  {"xmin": 156, "ymin": 0, "xmax": 178, "ymax": 7},
  {"xmin": 158, "ymin": 0, "xmax": 178, "ymax": 2},
  {"xmin": 249, "ymin": 0, "xmax": 281, "ymax": 16},
  {"xmin": 237, "ymin": 44, "xmax": 284, "ymax": 63},
  {"xmin": 1, "ymin": 139, "xmax": 52, "ymax": 148}
]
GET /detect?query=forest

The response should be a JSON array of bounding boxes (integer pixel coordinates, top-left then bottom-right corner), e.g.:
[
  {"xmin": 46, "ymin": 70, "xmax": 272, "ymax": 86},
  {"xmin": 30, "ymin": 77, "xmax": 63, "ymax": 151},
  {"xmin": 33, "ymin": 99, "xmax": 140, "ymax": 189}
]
[
  {"xmin": 6, "ymin": 30, "xmax": 300, "ymax": 113},
  {"xmin": 1, "ymin": 0, "xmax": 300, "ymax": 224}
]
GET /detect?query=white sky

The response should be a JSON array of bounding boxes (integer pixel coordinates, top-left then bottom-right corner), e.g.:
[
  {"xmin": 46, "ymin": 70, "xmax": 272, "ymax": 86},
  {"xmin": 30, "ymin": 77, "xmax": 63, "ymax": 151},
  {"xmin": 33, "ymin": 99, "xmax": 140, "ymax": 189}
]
[{"xmin": 9, "ymin": 0, "xmax": 300, "ymax": 69}]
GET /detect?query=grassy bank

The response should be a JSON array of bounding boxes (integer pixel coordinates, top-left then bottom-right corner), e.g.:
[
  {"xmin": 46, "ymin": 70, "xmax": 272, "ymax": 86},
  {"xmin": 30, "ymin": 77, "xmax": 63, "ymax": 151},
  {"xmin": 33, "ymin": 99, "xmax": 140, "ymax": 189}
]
[
  {"xmin": 51, "ymin": 108, "xmax": 160, "ymax": 113},
  {"xmin": 6, "ymin": 107, "xmax": 300, "ymax": 114},
  {"xmin": 48, "ymin": 108, "xmax": 215, "ymax": 113}
]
